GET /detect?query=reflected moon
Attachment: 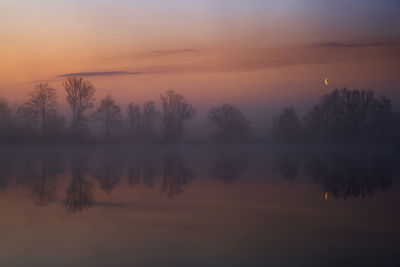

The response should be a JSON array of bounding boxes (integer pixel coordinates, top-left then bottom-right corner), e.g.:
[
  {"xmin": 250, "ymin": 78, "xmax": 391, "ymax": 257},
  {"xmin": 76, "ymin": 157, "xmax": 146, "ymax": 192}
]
[{"xmin": 324, "ymin": 78, "xmax": 329, "ymax": 86}]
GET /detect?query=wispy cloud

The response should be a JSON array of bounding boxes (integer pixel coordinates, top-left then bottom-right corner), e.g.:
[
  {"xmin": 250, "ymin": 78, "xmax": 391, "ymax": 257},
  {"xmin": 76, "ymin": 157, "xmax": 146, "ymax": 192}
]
[
  {"xmin": 314, "ymin": 40, "xmax": 400, "ymax": 48},
  {"xmin": 150, "ymin": 49, "xmax": 199, "ymax": 55},
  {"xmin": 56, "ymin": 71, "xmax": 143, "ymax": 78}
]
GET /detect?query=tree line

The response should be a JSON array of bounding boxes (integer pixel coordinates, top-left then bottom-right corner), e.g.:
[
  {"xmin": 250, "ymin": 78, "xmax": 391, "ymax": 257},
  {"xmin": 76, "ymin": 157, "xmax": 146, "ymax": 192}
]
[
  {"xmin": 272, "ymin": 88, "xmax": 398, "ymax": 142},
  {"xmin": 0, "ymin": 78, "xmax": 399, "ymax": 143}
]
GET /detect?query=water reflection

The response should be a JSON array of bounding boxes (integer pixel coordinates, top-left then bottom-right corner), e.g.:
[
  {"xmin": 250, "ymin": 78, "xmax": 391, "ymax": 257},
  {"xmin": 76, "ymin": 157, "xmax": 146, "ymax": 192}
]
[
  {"xmin": 273, "ymin": 151, "xmax": 300, "ymax": 179},
  {"xmin": 161, "ymin": 152, "xmax": 194, "ymax": 198},
  {"xmin": 0, "ymin": 146, "xmax": 398, "ymax": 212},
  {"xmin": 64, "ymin": 160, "xmax": 94, "ymax": 213},
  {"xmin": 210, "ymin": 153, "xmax": 247, "ymax": 184},
  {"xmin": 306, "ymin": 150, "xmax": 395, "ymax": 199},
  {"xmin": 128, "ymin": 153, "xmax": 158, "ymax": 188},
  {"xmin": 0, "ymin": 154, "xmax": 13, "ymax": 192},
  {"xmin": 93, "ymin": 151, "xmax": 123, "ymax": 194},
  {"xmin": 16, "ymin": 153, "xmax": 64, "ymax": 207}
]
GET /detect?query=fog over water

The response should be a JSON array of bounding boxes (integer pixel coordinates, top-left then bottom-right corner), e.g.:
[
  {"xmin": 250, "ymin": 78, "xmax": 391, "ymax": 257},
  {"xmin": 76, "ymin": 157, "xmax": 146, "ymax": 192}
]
[{"xmin": 0, "ymin": 144, "xmax": 399, "ymax": 266}]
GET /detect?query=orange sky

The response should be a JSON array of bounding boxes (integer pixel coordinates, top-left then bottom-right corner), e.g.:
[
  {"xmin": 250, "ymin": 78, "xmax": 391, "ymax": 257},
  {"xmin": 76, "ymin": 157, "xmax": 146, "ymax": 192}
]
[{"xmin": 1, "ymin": 0, "xmax": 400, "ymax": 109}]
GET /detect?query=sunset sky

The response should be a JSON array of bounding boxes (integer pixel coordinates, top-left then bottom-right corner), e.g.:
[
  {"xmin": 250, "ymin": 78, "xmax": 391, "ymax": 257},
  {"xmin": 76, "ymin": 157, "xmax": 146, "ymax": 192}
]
[{"xmin": 1, "ymin": 0, "xmax": 399, "ymax": 111}]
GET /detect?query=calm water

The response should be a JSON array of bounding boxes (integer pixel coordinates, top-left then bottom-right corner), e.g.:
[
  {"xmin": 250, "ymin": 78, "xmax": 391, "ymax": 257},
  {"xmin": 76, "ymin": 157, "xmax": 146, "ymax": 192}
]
[{"xmin": 0, "ymin": 145, "xmax": 399, "ymax": 267}]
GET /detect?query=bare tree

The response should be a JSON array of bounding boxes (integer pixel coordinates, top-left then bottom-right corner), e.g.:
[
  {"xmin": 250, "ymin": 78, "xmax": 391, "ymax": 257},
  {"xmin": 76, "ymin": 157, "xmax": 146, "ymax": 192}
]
[
  {"xmin": 304, "ymin": 88, "xmax": 394, "ymax": 141},
  {"xmin": 63, "ymin": 77, "xmax": 95, "ymax": 136},
  {"xmin": 208, "ymin": 103, "xmax": 250, "ymax": 141},
  {"xmin": 272, "ymin": 107, "xmax": 301, "ymax": 142},
  {"xmin": 127, "ymin": 101, "xmax": 158, "ymax": 140},
  {"xmin": 14, "ymin": 102, "xmax": 38, "ymax": 136},
  {"xmin": 94, "ymin": 95, "xmax": 123, "ymax": 139},
  {"xmin": 160, "ymin": 90, "xmax": 195, "ymax": 141},
  {"xmin": 27, "ymin": 82, "xmax": 57, "ymax": 138},
  {"xmin": 0, "ymin": 98, "xmax": 13, "ymax": 140},
  {"xmin": 141, "ymin": 101, "xmax": 157, "ymax": 138},
  {"xmin": 127, "ymin": 103, "xmax": 141, "ymax": 138}
]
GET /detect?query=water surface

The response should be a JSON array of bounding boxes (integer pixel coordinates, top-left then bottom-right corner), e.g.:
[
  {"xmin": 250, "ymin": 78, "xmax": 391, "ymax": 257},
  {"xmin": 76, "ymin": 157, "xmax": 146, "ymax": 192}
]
[{"xmin": 0, "ymin": 145, "xmax": 399, "ymax": 266}]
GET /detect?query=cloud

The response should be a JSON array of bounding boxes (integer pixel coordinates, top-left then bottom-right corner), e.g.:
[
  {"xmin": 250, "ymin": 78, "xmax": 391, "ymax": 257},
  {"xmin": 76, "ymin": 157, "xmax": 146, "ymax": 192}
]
[
  {"xmin": 314, "ymin": 40, "xmax": 400, "ymax": 48},
  {"xmin": 150, "ymin": 49, "xmax": 199, "ymax": 55},
  {"xmin": 56, "ymin": 71, "xmax": 143, "ymax": 78}
]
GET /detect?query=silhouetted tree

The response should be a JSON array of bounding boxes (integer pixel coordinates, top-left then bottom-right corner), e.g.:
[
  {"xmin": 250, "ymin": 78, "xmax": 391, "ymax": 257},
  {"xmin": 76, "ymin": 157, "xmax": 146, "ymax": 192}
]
[
  {"xmin": 94, "ymin": 95, "xmax": 123, "ymax": 139},
  {"xmin": 141, "ymin": 101, "xmax": 158, "ymax": 139},
  {"xmin": 161, "ymin": 153, "xmax": 193, "ymax": 198},
  {"xmin": 27, "ymin": 82, "xmax": 58, "ymax": 138},
  {"xmin": 63, "ymin": 77, "xmax": 96, "ymax": 137},
  {"xmin": 304, "ymin": 88, "xmax": 393, "ymax": 141},
  {"xmin": 0, "ymin": 98, "xmax": 13, "ymax": 141},
  {"xmin": 272, "ymin": 107, "xmax": 301, "ymax": 141},
  {"xmin": 127, "ymin": 101, "xmax": 157, "ymax": 140},
  {"xmin": 127, "ymin": 103, "xmax": 141, "ymax": 138},
  {"xmin": 208, "ymin": 103, "xmax": 250, "ymax": 141},
  {"xmin": 14, "ymin": 102, "xmax": 38, "ymax": 138},
  {"xmin": 160, "ymin": 90, "xmax": 195, "ymax": 141},
  {"xmin": 65, "ymin": 160, "xmax": 94, "ymax": 213},
  {"xmin": 46, "ymin": 113, "xmax": 67, "ymax": 139},
  {"xmin": 394, "ymin": 112, "xmax": 400, "ymax": 143}
]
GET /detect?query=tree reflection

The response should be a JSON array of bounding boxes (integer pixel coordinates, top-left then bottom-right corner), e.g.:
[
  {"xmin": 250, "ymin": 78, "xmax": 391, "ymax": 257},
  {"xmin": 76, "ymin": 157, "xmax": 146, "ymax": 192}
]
[
  {"xmin": 306, "ymin": 151, "xmax": 394, "ymax": 198},
  {"xmin": 0, "ymin": 154, "xmax": 14, "ymax": 193},
  {"xmin": 274, "ymin": 152, "xmax": 300, "ymax": 179},
  {"xmin": 210, "ymin": 153, "xmax": 247, "ymax": 184},
  {"xmin": 64, "ymin": 160, "xmax": 94, "ymax": 213},
  {"xmin": 127, "ymin": 159, "xmax": 141, "ymax": 186},
  {"xmin": 93, "ymin": 153, "xmax": 122, "ymax": 194},
  {"xmin": 161, "ymin": 153, "xmax": 193, "ymax": 198},
  {"xmin": 16, "ymin": 153, "xmax": 63, "ymax": 207},
  {"xmin": 142, "ymin": 159, "xmax": 158, "ymax": 188},
  {"xmin": 128, "ymin": 156, "xmax": 158, "ymax": 188}
]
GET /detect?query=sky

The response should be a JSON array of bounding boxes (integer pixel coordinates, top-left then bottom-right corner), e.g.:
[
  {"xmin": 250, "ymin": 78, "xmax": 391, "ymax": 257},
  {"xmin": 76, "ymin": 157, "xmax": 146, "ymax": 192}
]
[{"xmin": 1, "ymin": 0, "xmax": 399, "ymax": 114}]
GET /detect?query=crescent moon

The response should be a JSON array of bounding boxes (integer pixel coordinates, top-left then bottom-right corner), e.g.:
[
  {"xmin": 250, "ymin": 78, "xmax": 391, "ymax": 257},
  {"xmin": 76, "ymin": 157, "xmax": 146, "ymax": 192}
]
[{"xmin": 324, "ymin": 78, "xmax": 329, "ymax": 86}]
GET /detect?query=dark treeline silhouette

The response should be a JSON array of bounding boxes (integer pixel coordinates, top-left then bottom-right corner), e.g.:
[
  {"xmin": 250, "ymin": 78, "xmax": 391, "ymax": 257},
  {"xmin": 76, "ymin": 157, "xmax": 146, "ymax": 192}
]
[
  {"xmin": 64, "ymin": 77, "xmax": 95, "ymax": 139},
  {"xmin": 127, "ymin": 101, "xmax": 158, "ymax": 141},
  {"xmin": 272, "ymin": 107, "xmax": 301, "ymax": 142},
  {"xmin": 1, "ymin": 82, "xmax": 399, "ymax": 144},
  {"xmin": 273, "ymin": 88, "xmax": 398, "ymax": 143},
  {"xmin": 208, "ymin": 103, "xmax": 250, "ymax": 141}
]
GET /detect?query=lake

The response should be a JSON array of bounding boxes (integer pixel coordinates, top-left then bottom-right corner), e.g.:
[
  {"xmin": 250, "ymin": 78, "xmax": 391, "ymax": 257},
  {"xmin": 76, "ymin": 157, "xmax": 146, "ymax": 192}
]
[{"xmin": 0, "ymin": 144, "xmax": 399, "ymax": 266}]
